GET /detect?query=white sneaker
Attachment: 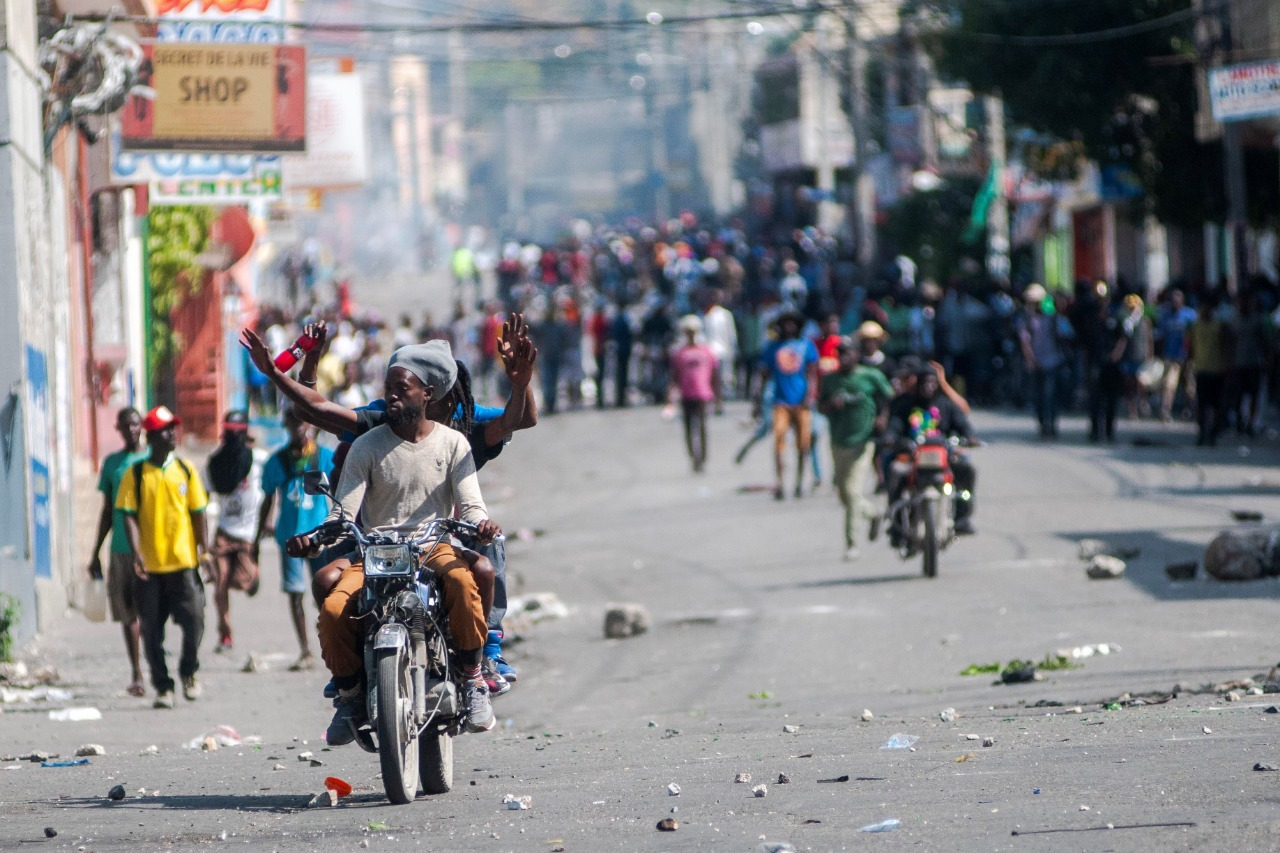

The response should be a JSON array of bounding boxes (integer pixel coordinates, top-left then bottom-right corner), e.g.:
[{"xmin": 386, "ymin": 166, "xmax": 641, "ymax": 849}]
[
  {"xmin": 182, "ymin": 676, "xmax": 202, "ymax": 701},
  {"xmin": 843, "ymin": 546, "xmax": 861, "ymax": 562},
  {"xmin": 153, "ymin": 691, "xmax": 175, "ymax": 709},
  {"xmin": 463, "ymin": 678, "xmax": 496, "ymax": 733}
]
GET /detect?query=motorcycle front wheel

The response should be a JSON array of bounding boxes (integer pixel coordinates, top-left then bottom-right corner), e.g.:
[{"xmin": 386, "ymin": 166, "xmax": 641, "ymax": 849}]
[
  {"xmin": 418, "ymin": 727, "xmax": 453, "ymax": 794},
  {"xmin": 921, "ymin": 497, "xmax": 940, "ymax": 578},
  {"xmin": 376, "ymin": 646, "xmax": 420, "ymax": 804}
]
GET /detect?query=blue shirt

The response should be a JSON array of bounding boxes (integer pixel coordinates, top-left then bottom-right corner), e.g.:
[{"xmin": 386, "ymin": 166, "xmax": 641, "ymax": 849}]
[
  {"xmin": 760, "ymin": 338, "xmax": 819, "ymax": 406},
  {"xmin": 261, "ymin": 444, "xmax": 335, "ymax": 543},
  {"xmin": 342, "ymin": 401, "xmax": 504, "ymax": 442}
]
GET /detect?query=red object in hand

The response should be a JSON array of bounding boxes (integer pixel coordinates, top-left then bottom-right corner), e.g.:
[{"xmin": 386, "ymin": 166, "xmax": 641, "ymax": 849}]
[{"xmin": 273, "ymin": 332, "xmax": 318, "ymax": 371}]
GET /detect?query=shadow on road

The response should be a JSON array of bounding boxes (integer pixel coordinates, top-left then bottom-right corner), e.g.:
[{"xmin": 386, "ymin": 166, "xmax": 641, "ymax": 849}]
[
  {"xmin": 764, "ymin": 572, "xmax": 921, "ymax": 591},
  {"xmin": 1058, "ymin": 526, "xmax": 1280, "ymax": 602},
  {"xmin": 49, "ymin": 792, "xmax": 399, "ymax": 813}
]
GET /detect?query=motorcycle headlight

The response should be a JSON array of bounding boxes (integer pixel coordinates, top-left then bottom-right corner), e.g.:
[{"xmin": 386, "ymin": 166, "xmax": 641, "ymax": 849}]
[{"xmin": 364, "ymin": 544, "xmax": 414, "ymax": 577}]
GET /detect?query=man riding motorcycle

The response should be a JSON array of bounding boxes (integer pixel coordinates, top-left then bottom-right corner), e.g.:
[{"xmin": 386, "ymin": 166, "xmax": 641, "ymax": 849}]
[
  {"xmin": 288, "ymin": 342, "xmax": 502, "ymax": 743},
  {"xmin": 883, "ymin": 364, "xmax": 979, "ymax": 536}
]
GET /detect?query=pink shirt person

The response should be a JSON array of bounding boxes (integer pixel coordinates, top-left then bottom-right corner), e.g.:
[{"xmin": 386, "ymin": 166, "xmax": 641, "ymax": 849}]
[{"xmin": 670, "ymin": 344, "xmax": 719, "ymax": 403}]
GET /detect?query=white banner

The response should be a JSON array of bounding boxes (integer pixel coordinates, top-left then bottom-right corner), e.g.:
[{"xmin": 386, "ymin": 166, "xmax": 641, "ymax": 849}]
[
  {"xmin": 1209, "ymin": 59, "xmax": 1280, "ymax": 123},
  {"xmin": 282, "ymin": 71, "xmax": 369, "ymax": 189}
]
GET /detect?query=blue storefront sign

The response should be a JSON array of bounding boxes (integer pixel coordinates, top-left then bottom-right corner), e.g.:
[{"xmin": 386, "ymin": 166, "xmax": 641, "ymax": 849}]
[{"xmin": 24, "ymin": 345, "xmax": 51, "ymax": 579}]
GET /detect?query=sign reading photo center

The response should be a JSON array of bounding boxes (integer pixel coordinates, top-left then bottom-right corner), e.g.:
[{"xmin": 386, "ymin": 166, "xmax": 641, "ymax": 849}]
[{"xmin": 122, "ymin": 42, "xmax": 306, "ymax": 153}]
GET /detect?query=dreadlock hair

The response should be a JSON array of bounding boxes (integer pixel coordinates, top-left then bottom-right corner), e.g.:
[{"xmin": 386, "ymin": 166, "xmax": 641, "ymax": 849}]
[{"xmin": 450, "ymin": 359, "xmax": 476, "ymax": 435}]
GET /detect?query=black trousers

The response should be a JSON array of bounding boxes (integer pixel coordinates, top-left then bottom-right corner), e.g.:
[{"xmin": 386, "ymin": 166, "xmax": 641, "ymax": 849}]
[{"xmin": 135, "ymin": 568, "xmax": 205, "ymax": 694}]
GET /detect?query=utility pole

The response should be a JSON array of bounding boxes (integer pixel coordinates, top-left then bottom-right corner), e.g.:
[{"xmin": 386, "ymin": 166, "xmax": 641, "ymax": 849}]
[
  {"xmin": 648, "ymin": 21, "xmax": 670, "ymax": 223},
  {"xmin": 1218, "ymin": 0, "xmax": 1248, "ymax": 294},
  {"xmin": 984, "ymin": 94, "xmax": 1010, "ymax": 282},
  {"xmin": 845, "ymin": 10, "xmax": 875, "ymax": 268}
]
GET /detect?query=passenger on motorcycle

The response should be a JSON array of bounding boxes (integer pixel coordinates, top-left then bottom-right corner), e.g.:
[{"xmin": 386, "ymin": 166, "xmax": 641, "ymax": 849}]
[
  {"xmin": 883, "ymin": 365, "xmax": 979, "ymax": 536},
  {"xmin": 287, "ymin": 342, "xmax": 503, "ymax": 742}
]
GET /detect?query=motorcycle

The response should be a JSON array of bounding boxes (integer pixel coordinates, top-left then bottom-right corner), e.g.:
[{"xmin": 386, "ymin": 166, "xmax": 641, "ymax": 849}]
[
  {"xmin": 301, "ymin": 471, "xmax": 483, "ymax": 805},
  {"xmin": 881, "ymin": 437, "xmax": 966, "ymax": 578}
]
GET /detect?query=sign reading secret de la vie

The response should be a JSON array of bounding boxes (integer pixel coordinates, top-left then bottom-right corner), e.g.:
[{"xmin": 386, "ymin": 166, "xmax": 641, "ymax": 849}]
[{"xmin": 122, "ymin": 42, "xmax": 306, "ymax": 153}]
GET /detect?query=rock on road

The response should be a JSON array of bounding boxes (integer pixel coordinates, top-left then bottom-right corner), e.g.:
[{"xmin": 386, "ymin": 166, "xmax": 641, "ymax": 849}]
[{"xmin": 3, "ymin": 407, "xmax": 1280, "ymax": 851}]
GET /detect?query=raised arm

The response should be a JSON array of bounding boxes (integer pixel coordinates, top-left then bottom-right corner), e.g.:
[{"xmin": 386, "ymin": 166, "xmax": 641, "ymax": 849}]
[
  {"xmin": 240, "ymin": 327, "xmax": 358, "ymax": 437},
  {"xmin": 483, "ymin": 314, "xmax": 539, "ymax": 446}
]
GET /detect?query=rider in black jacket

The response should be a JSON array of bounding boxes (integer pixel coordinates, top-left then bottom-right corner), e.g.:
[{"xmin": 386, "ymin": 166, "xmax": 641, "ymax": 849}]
[{"xmin": 884, "ymin": 367, "xmax": 979, "ymax": 535}]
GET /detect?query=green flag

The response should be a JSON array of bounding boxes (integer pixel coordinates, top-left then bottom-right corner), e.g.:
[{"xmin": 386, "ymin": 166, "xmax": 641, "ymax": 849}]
[{"xmin": 962, "ymin": 164, "xmax": 999, "ymax": 246}]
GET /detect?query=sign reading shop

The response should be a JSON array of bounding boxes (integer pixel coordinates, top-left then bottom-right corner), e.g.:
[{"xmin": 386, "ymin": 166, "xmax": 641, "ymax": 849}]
[{"xmin": 122, "ymin": 42, "xmax": 306, "ymax": 153}]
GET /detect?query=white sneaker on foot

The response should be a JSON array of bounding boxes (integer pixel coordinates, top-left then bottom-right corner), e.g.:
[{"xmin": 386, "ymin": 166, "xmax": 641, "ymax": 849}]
[{"xmin": 843, "ymin": 546, "xmax": 861, "ymax": 562}]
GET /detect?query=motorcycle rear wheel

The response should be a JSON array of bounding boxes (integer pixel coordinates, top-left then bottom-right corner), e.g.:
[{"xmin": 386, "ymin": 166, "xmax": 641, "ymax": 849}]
[
  {"xmin": 376, "ymin": 646, "xmax": 420, "ymax": 804},
  {"xmin": 418, "ymin": 727, "xmax": 453, "ymax": 794}
]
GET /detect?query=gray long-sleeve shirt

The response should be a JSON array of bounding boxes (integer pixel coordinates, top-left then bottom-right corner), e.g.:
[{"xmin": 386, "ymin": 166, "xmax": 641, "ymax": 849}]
[{"xmin": 327, "ymin": 423, "xmax": 488, "ymax": 534}]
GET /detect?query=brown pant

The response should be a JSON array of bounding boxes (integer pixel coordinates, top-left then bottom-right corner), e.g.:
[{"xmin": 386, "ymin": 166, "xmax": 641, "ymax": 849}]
[
  {"xmin": 318, "ymin": 542, "xmax": 485, "ymax": 680},
  {"xmin": 213, "ymin": 530, "xmax": 259, "ymax": 592}
]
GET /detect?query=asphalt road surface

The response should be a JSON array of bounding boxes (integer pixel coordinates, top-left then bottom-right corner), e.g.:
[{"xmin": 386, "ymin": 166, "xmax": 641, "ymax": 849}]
[{"xmin": 4, "ymin": 406, "xmax": 1280, "ymax": 851}]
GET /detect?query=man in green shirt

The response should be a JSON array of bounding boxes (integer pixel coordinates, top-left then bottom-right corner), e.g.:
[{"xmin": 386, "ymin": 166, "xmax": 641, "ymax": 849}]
[
  {"xmin": 819, "ymin": 338, "xmax": 893, "ymax": 561},
  {"xmin": 86, "ymin": 408, "xmax": 148, "ymax": 697}
]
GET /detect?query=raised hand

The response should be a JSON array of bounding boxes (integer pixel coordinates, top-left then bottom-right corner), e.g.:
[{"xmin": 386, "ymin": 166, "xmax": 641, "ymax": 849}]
[
  {"xmin": 499, "ymin": 313, "xmax": 538, "ymax": 388},
  {"xmin": 303, "ymin": 319, "xmax": 329, "ymax": 352},
  {"xmin": 239, "ymin": 328, "xmax": 277, "ymax": 376}
]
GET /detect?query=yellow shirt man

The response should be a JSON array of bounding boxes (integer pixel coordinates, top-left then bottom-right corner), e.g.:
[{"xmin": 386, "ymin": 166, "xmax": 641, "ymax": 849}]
[{"xmin": 116, "ymin": 457, "xmax": 209, "ymax": 574}]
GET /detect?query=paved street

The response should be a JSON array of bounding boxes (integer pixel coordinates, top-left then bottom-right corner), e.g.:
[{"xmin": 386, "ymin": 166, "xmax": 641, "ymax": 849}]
[{"xmin": 4, "ymin": 406, "xmax": 1280, "ymax": 851}]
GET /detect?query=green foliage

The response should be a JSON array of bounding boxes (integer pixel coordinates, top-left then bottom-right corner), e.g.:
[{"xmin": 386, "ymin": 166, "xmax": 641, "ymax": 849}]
[
  {"xmin": 146, "ymin": 206, "xmax": 215, "ymax": 402},
  {"xmin": 960, "ymin": 662, "xmax": 1001, "ymax": 676},
  {"xmin": 922, "ymin": 0, "xmax": 1252, "ymax": 224},
  {"xmin": 0, "ymin": 593, "xmax": 21, "ymax": 662},
  {"xmin": 961, "ymin": 654, "xmax": 1079, "ymax": 677},
  {"xmin": 880, "ymin": 177, "xmax": 984, "ymax": 284}
]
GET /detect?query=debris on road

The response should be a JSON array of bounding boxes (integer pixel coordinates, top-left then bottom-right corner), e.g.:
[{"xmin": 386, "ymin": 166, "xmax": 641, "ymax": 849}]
[
  {"xmin": 757, "ymin": 843, "xmax": 795, "ymax": 853},
  {"xmin": 983, "ymin": 737, "xmax": 995, "ymax": 748},
  {"xmin": 0, "ymin": 686, "xmax": 73, "ymax": 704},
  {"xmin": 107, "ymin": 784, "xmax": 126, "ymax": 801},
  {"xmin": 940, "ymin": 708, "xmax": 957, "ymax": 723},
  {"xmin": 817, "ymin": 775, "xmax": 850, "ymax": 783},
  {"xmin": 503, "ymin": 794, "xmax": 532, "ymax": 810},
  {"xmin": 1056, "ymin": 643, "xmax": 1120, "ymax": 660},
  {"xmin": 43, "ymin": 828, "xmax": 56, "ymax": 838},
  {"xmin": 1253, "ymin": 763, "xmax": 1279, "ymax": 771},
  {"xmin": 184, "ymin": 725, "xmax": 242, "ymax": 750},
  {"xmin": 140, "ymin": 745, "xmax": 159, "ymax": 756},
  {"xmin": 20, "ymin": 751, "xmax": 51, "ymax": 762},
  {"xmin": 298, "ymin": 751, "xmax": 314, "ymax": 762},
  {"xmin": 858, "ymin": 819, "xmax": 902, "ymax": 833},
  {"xmin": 782, "ymin": 724, "xmax": 799, "ymax": 733},
  {"xmin": 1227, "ymin": 691, "xmax": 1242, "ymax": 702},
  {"xmin": 310, "ymin": 758, "xmax": 324, "ymax": 768},
  {"xmin": 955, "ymin": 753, "xmax": 977, "ymax": 763},
  {"xmin": 1266, "ymin": 706, "xmax": 1279, "ymax": 714},
  {"xmin": 47, "ymin": 707, "xmax": 101, "ymax": 722},
  {"xmin": 1202, "ymin": 726, "xmax": 1212, "ymax": 734},
  {"xmin": 603, "ymin": 603, "xmax": 650, "ymax": 639},
  {"xmin": 1011, "ymin": 821, "xmax": 1197, "ymax": 836},
  {"xmin": 1203, "ymin": 528, "xmax": 1280, "ymax": 581},
  {"xmin": 964, "ymin": 734, "xmax": 980, "ymax": 741},
  {"xmin": 734, "ymin": 772, "xmax": 752, "ymax": 783},
  {"xmin": 860, "ymin": 709, "xmax": 874, "ymax": 722},
  {"xmin": 1231, "ymin": 509, "xmax": 1264, "ymax": 522},
  {"xmin": 752, "ymin": 784, "xmax": 767, "ymax": 797},
  {"xmin": 273, "ymin": 764, "xmax": 285, "ymax": 771},
  {"xmin": 324, "ymin": 777, "xmax": 352, "ymax": 797},
  {"xmin": 656, "ymin": 818, "xmax": 678, "ymax": 832},
  {"xmin": 1086, "ymin": 555, "xmax": 1126, "ymax": 579},
  {"xmin": 881, "ymin": 733, "xmax": 919, "ymax": 750},
  {"xmin": 40, "ymin": 758, "xmax": 88, "ymax": 767},
  {"xmin": 241, "ymin": 654, "xmax": 265, "ymax": 673},
  {"xmin": 1077, "ymin": 539, "xmax": 1107, "ymax": 560},
  {"xmin": 777, "ymin": 773, "xmax": 791, "ymax": 784},
  {"xmin": 666, "ymin": 783, "xmax": 680, "ymax": 796},
  {"xmin": 508, "ymin": 593, "xmax": 569, "ymax": 623},
  {"xmin": 1165, "ymin": 561, "xmax": 1198, "ymax": 580},
  {"xmin": 74, "ymin": 744, "xmax": 105, "ymax": 757},
  {"xmin": 307, "ymin": 789, "xmax": 338, "ymax": 808}
]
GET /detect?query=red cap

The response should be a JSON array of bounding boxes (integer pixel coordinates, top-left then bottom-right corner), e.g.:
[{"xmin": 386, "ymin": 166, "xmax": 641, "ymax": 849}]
[{"xmin": 142, "ymin": 405, "xmax": 181, "ymax": 432}]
